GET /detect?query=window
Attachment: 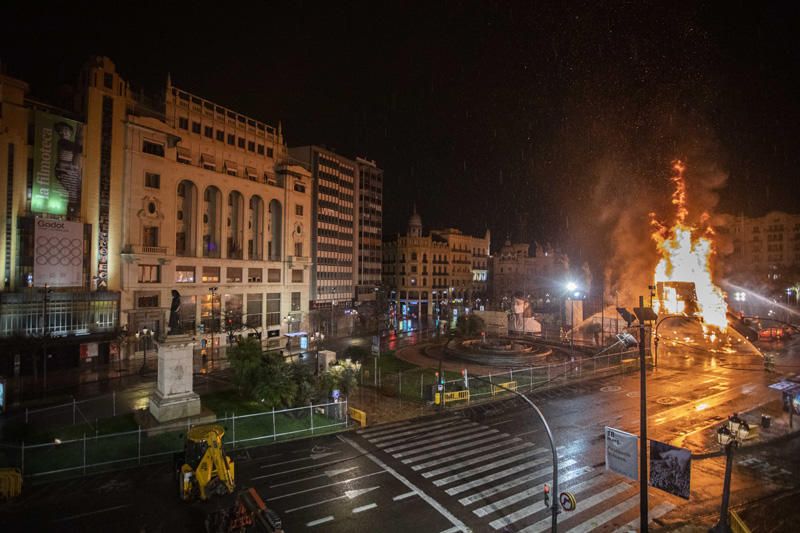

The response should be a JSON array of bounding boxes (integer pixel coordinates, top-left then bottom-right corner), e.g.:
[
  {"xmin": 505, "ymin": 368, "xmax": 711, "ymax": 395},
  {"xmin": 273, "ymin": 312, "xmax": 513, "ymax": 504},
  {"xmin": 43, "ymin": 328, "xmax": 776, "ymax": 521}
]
[
  {"xmin": 137, "ymin": 294, "xmax": 159, "ymax": 308},
  {"xmin": 247, "ymin": 293, "xmax": 262, "ymax": 327},
  {"xmin": 267, "ymin": 268, "xmax": 281, "ymax": 282},
  {"xmin": 257, "ymin": 144, "xmax": 264, "ymax": 155},
  {"xmin": 142, "ymin": 140, "xmax": 165, "ymax": 157},
  {"xmin": 202, "ymin": 266, "xmax": 220, "ymax": 283},
  {"xmin": 138, "ymin": 265, "xmax": 160, "ymax": 283},
  {"xmin": 176, "ymin": 266, "xmax": 195, "ymax": 283},
  {"xmin": 145, "ymin": 172, "xmax": 160, "ymax": 189},
  {"xmin": 294, "ymin": 242, "xmax": 303, "ymax": 257},
  {"xmin": 266, "ymin": 293, "xmax": 280, "ymax": 326},
  {"xmin": 192, "ymin": 121, "xmax": 201, "ymax": 134},
  {"xmin": 143, "ymin": 226, "xmax": 159, "ymax": 247},
  {"xmin": 295, "ymin": 205, "xmax": 304, "ymax": 216},
  {"xmin": 291, "ymin": 292, "xmax": 301, "ymax": 311},
  {"xmin": 267, "ymin": 147, "xmax": 274, "ymax": 158},
  {"xmin": 178, "ymin": 117, "xmax": 189, "ymax": 130},
  {"xmin": 247, "ymin": 141, "xmax": 255, "ymax": 152},
  {"xmin": 226, "ymin": 267, "xmax": 242, "ymax": 283},
  {"xmin": 237, "ymin": 137, "xmax": 245, "ymax": 149},
  {"xmin": 292, "ymin": 269, "xmax": 303, "ymax": 283},
  {"xmin": 204, "ymin": 125, "xmax": 213, "ymax": 138},
  {"xmin": 227, "ymin": 133, "xmax": 235, "ymax": 145},
  {"xmin": 248, "ymin": 268, "xmax": 262, "ymax": 283},
  {"xmin": 294, "ymin": 183, "xmax": 306, "ymax": 193},
  {"xmin": 216, "ymin": 130, "xmax": 224, "ymax": 142}
]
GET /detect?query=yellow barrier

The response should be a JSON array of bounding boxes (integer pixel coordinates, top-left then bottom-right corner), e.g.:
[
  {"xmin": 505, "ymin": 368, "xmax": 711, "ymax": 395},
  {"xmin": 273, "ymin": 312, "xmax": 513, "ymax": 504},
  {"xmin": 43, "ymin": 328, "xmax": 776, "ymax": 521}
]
[
  {"xmin": 443, "ymin": 390, "xmax": 470, "ymax": 405},
  {"xmin": 492, "ymin": 381, "xmax": 518, "ymax": 396},
  {"xmin": 730, "ymin": 510, "xmax": 751, "ymax": 533},
  {"xmin": 0, "ymin": 468, "xmax": 22, "ymax": 500},
  {"xmin": 348, "ymin": 407, "xmax": 367, "ymax": 428}
]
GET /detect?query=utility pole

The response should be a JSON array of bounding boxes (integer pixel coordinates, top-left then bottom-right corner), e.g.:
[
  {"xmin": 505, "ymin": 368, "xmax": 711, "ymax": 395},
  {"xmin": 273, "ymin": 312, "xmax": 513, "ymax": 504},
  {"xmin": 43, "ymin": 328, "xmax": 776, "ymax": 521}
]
[
  {"xmin": 41, "ymin": 284, "xmax": 50, "ymax": 393},
  {"xmin": 638, "ymin": 295, "xmax": 649, "ymax": 532}
]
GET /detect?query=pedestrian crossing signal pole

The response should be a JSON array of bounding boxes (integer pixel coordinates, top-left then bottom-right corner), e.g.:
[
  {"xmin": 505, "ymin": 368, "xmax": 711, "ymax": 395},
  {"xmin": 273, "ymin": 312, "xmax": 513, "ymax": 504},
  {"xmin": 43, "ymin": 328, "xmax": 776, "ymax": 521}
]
[{"xmin": 638, "ymin": 295, "xmax": 649, "ymax": 533}]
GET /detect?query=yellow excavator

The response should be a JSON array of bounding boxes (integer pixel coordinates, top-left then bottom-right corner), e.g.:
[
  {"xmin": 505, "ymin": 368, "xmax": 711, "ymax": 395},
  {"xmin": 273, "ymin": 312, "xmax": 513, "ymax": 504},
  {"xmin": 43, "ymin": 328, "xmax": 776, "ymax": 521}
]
[{"xmin": 176, "ymin": 424, "xmax": 236, "ymax": 501}]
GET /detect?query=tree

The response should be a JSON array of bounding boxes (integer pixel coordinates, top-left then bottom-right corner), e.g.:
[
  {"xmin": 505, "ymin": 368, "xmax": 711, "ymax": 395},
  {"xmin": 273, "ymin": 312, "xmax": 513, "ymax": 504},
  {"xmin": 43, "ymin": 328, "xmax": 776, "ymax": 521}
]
[
  {"xmin": 343, "ymin": 345, "xmax": 369, "ymax": 363},
  {"xmin": 319, "ymin": 359, "xmax": 361, "ymax": 399},
  {"xmin": 227, "ymin": 338, "xmax": 299, "ymax": 408},
  {"xmin": 227, "ymin": 337, "xmax": 263, "ymax": 397}
]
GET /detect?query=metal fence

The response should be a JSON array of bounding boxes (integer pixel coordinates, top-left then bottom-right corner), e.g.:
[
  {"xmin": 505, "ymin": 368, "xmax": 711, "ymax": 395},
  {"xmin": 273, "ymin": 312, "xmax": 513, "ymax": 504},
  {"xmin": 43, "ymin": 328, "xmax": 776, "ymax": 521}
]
[
  {"xmin": 1, "ymin": 400, "xmax": 348, "ymax": 483},
  {"xmin": 22, "ymin": 393, "xmax": 121, "ymax": 429}
]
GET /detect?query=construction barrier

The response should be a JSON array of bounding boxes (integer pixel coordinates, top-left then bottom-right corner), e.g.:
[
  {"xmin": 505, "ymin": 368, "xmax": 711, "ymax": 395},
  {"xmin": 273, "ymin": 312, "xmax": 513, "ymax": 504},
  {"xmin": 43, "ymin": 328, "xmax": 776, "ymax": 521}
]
[
  {"xmin": 443, "ymin": 390, "xmax": 470, "ymax": 405},
  {"xmin": 730, "ymin": 510, "xmax": 751, "ymax": 533},
  {"xmin": 0, "ymin": 468, "xmax": 22, "ymax": 500},
  {"xmin": 492, "ymin": 381, "xmax": 518, "ymax": 396},
  {"xmin": 348, "ymin": 407, "xmax": 367, "ymax": 428}
]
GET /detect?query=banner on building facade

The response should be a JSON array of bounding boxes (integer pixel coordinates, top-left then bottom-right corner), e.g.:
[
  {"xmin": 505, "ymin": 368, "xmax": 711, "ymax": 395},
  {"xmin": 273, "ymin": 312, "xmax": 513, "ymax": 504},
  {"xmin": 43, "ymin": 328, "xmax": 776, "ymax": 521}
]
[
  {"xmin": 649, "ymin": 440, "xmax": 692, "ymax": 500},
  {"xmin": 605, "ymin": 426, "xmax": 638, "ymax": 481},
  {"xmin": 34, "ymin": 218, "xmax": 84, "ymax": 287},
  {"xmin": 32, "ymin": 110, "xmax": 84, "ymax": 218}
]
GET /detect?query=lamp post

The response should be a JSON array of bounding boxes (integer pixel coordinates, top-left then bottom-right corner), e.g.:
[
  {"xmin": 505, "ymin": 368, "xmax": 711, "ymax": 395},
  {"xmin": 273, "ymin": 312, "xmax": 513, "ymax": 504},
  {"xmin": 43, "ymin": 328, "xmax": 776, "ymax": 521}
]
[
  {"xmin": 711, "ymin": 413, "xmax": 751, "ymax": 533},
  {"xmin": 283, "ymin": 314, "xmax": 297, "ymax": 355},
  {"xmin": 208, "ymin": 287, "xmax": 218, "ymax": 362},
  {"xmin": 330, "ymin": 286, "xmax": 337, "ymax": 337},
  {"xmin": 41, "ymin": 283, "xmax": 53, "ymax": 392},
  {"xmin": 312, "ymin": 331, "xmax": 325, "ymax": 374},
  {"xmin": 136, "ymin": 327, "xmax": 153, "ymax": 374},
  {"xmin": 565, "ymin": 282, "xmax": 578, "ymax": 354}
]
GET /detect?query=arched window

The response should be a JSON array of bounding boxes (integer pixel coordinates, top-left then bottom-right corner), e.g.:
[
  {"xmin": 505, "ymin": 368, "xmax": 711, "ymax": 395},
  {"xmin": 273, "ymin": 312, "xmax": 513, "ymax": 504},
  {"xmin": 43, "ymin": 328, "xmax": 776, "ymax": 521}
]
[
  {"xmin": 268, "ymin": 199, "xmax": 282, "ymax": 261},
  {"xmin": 176, "ymin": 180, "xmax": 196, "ymax": 256},
  {"xmin": 249, "ymin": 196, "xmax": 264, "ymax": 260},
  {"xmin": 227, "ymin": 191, "xmax": 244, "ymax": 259},
  {"xmin": 202, "ymin": 186, "xmax": 222, "ymax": 258}
]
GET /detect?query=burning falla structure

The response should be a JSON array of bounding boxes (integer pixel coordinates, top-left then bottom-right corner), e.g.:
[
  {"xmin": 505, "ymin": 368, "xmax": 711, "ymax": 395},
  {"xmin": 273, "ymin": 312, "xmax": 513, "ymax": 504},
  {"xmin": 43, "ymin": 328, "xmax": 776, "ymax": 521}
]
[{"xmin": 650, "ymin": 160, "xmax": 729, "ymax": 332}]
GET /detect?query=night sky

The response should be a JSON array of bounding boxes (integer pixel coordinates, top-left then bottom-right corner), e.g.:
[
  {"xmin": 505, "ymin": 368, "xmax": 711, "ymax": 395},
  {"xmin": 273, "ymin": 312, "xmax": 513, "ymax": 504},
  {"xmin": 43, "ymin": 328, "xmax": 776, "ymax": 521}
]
[{"xmin": 4, "ymin": 1, "xmax": 800, "ymax": 278}]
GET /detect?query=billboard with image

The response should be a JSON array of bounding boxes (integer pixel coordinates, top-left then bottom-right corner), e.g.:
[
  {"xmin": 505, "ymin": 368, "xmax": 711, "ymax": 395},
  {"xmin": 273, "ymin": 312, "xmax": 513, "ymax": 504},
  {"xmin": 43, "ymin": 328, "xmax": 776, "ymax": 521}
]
[
  {"xmin": 32, "ymin": 110, "xmax": 84, "ymax": 218},
  {"xmin": 34, "ymin": 218, "xmax": 84, "ymax": 287}
]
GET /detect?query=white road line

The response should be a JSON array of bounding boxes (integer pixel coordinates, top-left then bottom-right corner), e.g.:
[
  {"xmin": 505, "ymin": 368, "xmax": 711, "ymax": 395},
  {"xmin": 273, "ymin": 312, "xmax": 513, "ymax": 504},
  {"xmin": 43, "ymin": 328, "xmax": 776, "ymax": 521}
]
[
  {"xmin": 393, "ymin": 491, "xmax": 417, "ymax": 501},
  {"xmin": 285, "ymin": 486, "xmax": 379, "ymax": 513},
  {"xmin": 269, "ymin": 466, "xmax": 359, "ymax": 488},
  {"xmin": 446, "ymin": 456, "xmax": 551, "ymax": 496},
  {"xmin": 612, "ymin": 502, "xmax": 675, "ymax": 533},
  {"xmin": 251, "ymin": 456, "xmax": 357, "ymax": 479},
  {"xmin": 440, "ymin": 527, "xmax": 463, "ymax": 533},
  {"xmin": 412, "ymin": 438, "xmax": 521, "ymax": 471},
  {"xmin": 352, "ymin": 503, "xmax": 378, "ymax": 513},
  {"xmin": 387, "ymin": 426, "xmax": 495, "ymax": 455},
  {"xmin": 487, "ymin": 418, "xmax": 514, "ymax": 427},
  {"xmin": 434, "ymin": 449, "xmax": 544, "ymax": 487},
  {"xmin": 458, "ymin": 461, "xmax": 581, "ymax": 507},
  {"xmin": 513, "ymin": 482, "xmax": 631, "ymax": 532},
  {"xmin": 53, "ymin": 504, "xmax": 132, "ymax": 522},
  {"xmin": 269, "ymin": 471, "xmax": 386, "ymax": 500},
  {"xmin": 367, "ymin": 418, "xmax": 462, "ymax": 443},
  {"xmin": 338, "ymin": 435, "xmax": 472, "ymax": 533},
  {"xmin": 306, "ymin": 516, "xmax": 335, "ymax": 527},
  {"xmin": 259, "ymin": 451, "xmax": 341, "ymax": 469},
  {"xmin": 489, "ymin": 475, "xmax": 608, "ymax": 530},
  {"xmin": 566, "ymin": 493, "xmax": 639, "ymax": 533},
  {"xmin": 373, "ymin": 421, "xmax": 475, "ymax": 447},
  {"xmin": 358, "ymin": 419, "xmax": 411, "ymax": 435},
  {"xmin": 403, "ymin": 433, "xmax": 508, "ymax": 464},
  {"xmin": 423, "ymin": 444, "xmax": 540, "ymax": 479}
]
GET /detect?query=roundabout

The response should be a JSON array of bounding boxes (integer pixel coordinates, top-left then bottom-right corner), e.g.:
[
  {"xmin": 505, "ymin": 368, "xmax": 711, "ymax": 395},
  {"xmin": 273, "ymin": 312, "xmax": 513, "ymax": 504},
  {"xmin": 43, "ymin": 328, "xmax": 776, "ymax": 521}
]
[{"xmin": 428, "ymin": 335, "xmax": 577, "ymax": 368}]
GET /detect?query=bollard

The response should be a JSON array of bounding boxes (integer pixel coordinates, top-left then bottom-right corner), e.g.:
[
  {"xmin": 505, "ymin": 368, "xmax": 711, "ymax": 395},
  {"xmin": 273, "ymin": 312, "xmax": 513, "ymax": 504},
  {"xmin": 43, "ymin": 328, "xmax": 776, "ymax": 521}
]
[
  {"xmin": 137, "ymin": 426, "xmax": 142, "ymax": 465},
  {"xmin": 112, "ymin": 391, "xmax": 116, "ymax": 417},
  {"xmin": 232, "ymin": 413, "xmax": 236, "ymax": 448},
  {"xmin": 83, "ymin": 433, "xmax": 87, "ymax": 476},
  {"xmin": 272, "ymin": 408, "xmax": 276, "ymax": 441},
  {"xmin": 310, "ymin": 404, "xmax": 315, "ymax": 434}
]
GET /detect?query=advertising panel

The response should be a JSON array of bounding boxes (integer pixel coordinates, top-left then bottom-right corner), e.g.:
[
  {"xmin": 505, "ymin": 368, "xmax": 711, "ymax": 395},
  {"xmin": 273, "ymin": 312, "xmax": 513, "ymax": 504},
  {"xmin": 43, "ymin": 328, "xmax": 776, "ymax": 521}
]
[
  {"xmin": 605, "ymin": 426, "xmax": 638, "ymax": 481},
  {"xmin": 649, "ymin": 440, "xmax": 692, "ymax": 499},
  {"xmin": 32, "ymin": 110, "xmax": 84, "ymax": 217},
  {"xmin": 34, "ymin": 218, "xmax": 84, "ymax": 287}
]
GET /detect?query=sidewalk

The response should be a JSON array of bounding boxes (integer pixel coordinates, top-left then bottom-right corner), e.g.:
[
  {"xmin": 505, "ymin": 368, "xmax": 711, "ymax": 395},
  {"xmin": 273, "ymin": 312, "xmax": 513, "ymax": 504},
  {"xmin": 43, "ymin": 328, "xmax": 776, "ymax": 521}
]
[{"xmin": 347, "ymin": 385, "xmax": 437, "ymax": 426}]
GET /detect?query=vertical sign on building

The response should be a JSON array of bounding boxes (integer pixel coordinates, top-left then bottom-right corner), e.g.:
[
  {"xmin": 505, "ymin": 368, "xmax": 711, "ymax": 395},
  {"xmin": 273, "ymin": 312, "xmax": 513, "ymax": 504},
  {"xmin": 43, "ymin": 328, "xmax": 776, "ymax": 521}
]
[
  {"xmin": 96, "ymin": 96, "xmax": 113, "ymax": 289},
  {"xmin": 34, "ymin": 218, "xmax": 84, "ymax": 287},
  {"xmin": 31, "ymin": 111, "xmax": 84, "ymax": 218},
  {"xmin": 605, "ymin": 426, "xmax": 638, "ymax": 481}
]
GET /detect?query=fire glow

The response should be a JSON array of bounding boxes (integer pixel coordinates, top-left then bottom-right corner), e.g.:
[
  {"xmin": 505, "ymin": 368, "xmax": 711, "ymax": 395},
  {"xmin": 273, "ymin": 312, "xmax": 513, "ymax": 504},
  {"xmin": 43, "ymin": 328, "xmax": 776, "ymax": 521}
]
[{"xmin": 651, "ymin": 161, "xmax": 728, "ymax": 332}]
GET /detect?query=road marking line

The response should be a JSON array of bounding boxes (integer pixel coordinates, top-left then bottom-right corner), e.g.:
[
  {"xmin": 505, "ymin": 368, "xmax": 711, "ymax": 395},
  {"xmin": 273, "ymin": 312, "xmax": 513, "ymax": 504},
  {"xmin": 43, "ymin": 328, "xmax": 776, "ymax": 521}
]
[
  {"xmin": 446, "ymin": 457, "xmax": 551, "ymax": 496},
  {"xmin": 366, "ymin": 418, "xmax": 462, "ymax": 442},
  {"xmin": 423, "ymin": 444, "xmax": 540, "ymax": 479},
  {"xmin": 440, "ymin": 527, "xmax": 463, "ymax": 533},
  {"xmin": 269, "ymin": 466, "xmax": 359, "ymax": 488},
  {"xmin": 566, "ymin": 493, "xmax": 639, "ymax": 533},
  {"xmin": 373, "ymin": 421, "xmax": 476, "ymax": 447},
  {"xmin": 612, "ymin": 501, "xmax": 675, "ymax": 533},
  {"xmin": 358, "ymin": 419, "xmax": 411, "ymax": 435},
  {"xmin": 252, "ymin": 456, "xmax": 358, "ymax": 479},
  {"xmin": 487, "ymin": 417, "xmax": 514, "ymax": 426},
  {"xmin": 339, "ymin": 435, "xmax": 471, "ymax": 533},
  {"xmin": 393, "ymin": 491, "xmax": 417, "ymax": 501},
  {"xmin": 458, "ymin": 461, "xmax": 581, "ymax": 506},
  {"xmin": 403, "ymin": 433, "xmax": 508, "ymax": 464},
  {"xmin": 53, "ymin": 504, "xmax": 132, "ymax": 522},
  {"xmin": 259, "ymin": 450, "xmax": 341, "ymax": 468},
  {"xmin": 306, "ymin": 516, "xmax": 335, "ymax": 527},
  {"xmin": 386, "ymin": 426, "xmax": 495, "ymax": 454},
  {"xmin": 285, "ymin": 486, "xmax": 379, "ymax": 513},
  {"xmin": 353, "ymin": 503, "xmax": 378, "ymax": 513},
  {"xmin": 434, "ymin": 449, "xmax": 543, "ymax": 486},
  {"xmin": 510, "ymin": 481, "xmax": 630, "ymax": 532},
  {"xmin": 412, "ymin": 438, "xmax": 521, "ymax": 471},
  {"xmin": 269, "ymin": 471, "xmax": 387, "ymax": 500}
]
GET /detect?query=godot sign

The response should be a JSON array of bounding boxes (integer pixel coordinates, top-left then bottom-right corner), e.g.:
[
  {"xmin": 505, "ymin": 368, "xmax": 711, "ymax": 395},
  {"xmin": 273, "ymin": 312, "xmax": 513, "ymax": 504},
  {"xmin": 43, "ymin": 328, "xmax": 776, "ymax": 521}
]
[
  {"xmin": 605, "ymin": 426, "xmax": 638, "ymax": 481},
  {"xmin": 34, "ymin": 218, "xmax": 84, "ymax": 287}
]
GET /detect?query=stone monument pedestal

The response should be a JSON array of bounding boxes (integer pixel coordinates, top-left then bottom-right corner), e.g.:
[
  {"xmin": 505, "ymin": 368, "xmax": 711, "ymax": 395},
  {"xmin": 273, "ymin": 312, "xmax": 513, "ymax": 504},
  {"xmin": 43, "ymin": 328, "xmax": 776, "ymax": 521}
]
[{"xmin": 148, "ymin": 334, "xmax": 201, "ymax": 422}]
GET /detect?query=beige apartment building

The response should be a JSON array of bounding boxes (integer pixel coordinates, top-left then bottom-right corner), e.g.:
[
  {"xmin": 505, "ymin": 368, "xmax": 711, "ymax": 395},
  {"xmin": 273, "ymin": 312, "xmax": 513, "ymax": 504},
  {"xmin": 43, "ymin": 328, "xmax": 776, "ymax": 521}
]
[{"xmin": 489, "ymin": 240, "xmax": 569, "ymax": 310}]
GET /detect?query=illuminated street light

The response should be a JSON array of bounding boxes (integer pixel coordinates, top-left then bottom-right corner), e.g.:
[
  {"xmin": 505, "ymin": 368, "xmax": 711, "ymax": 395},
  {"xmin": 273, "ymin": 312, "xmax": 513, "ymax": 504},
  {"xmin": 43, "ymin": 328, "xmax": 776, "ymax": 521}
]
[
  {"xmin": 566, "ymin": 281, "xmax": 577, "ymax": 292},
  {"xmin": 711, "ymin": 413, "xmax": 751, "ymax": 533},
  {"xmin": 135, "ymin": 327, "xmax": 153, "ymax": 374}
]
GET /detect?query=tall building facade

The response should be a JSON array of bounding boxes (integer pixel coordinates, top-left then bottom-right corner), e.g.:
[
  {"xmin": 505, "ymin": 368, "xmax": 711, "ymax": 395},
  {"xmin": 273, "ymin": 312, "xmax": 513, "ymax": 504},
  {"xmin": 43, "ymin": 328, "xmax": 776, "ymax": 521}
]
[
  {"xmin": 489, "ymin": 239, "xmax": 569, "ymax": 310},
  {"xmin": 355, "ymin": 157, "xmax": 383, "ymax": 302}
]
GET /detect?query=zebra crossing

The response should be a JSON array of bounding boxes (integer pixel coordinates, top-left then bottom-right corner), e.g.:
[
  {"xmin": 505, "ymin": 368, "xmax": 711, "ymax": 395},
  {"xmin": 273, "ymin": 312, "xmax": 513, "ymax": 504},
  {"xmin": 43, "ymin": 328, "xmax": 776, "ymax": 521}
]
[{"xmin": 356, "ymin": 415, "xmax": 676, "ymax": 532}]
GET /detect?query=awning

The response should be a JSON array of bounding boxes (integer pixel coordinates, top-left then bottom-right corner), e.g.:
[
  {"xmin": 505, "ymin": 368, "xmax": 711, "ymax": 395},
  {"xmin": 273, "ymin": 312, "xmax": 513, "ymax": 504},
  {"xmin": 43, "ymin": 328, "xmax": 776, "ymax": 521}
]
[
  {"xmin": 224, "ymin": 160, "xmax": 238, "ymax": 172},
  {"xmin": 245, "ymin": 166, "xmax": 258, "ymax": 179},
  {"xmin": 284, "ymin": 331, "xmax": 308, "ymax": 338},
  {"xmin": 770, "ymin": 381, "xmax": 800, "ymax": 394},
  {"xmin": 177, "ymin": 146, "xmax": 192, "ymax": 162},
  {"xmin": 201, "ymin": 153, "xmax": 216, "ymax": 169}
]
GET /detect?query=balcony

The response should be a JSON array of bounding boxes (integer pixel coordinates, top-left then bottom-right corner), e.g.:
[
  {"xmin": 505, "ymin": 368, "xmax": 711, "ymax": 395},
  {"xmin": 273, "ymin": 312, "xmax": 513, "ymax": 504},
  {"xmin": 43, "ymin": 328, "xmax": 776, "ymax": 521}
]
[
  {"xmin": 129, "ymin": 245, "xmax": 169, "ymax": 255},
  {"xmin": 287, "ymin": 255, "xmax": 310, "ymax": 266}
]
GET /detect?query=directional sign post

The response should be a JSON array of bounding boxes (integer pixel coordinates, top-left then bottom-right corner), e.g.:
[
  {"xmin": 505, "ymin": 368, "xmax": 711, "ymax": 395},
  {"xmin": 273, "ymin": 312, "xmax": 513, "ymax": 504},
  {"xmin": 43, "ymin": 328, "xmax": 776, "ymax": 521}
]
[{"xmin": 605, "ymin": 426, "xmax": 639, "ymax": 481}]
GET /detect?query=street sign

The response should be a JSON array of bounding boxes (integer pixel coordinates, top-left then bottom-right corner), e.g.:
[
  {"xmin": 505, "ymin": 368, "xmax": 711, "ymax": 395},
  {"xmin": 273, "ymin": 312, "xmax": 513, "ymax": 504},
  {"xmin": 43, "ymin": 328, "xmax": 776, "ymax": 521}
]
[
  {"xmin": 332, "ymin": 389, "xmax": 341, "ymax": 401},
  {"xmin": 559, "ymin": 491, "xmax": 576, "ymax": 511},
  {"xmin": 605, "ymin": 426, "xmax": 638, "ymax": 481},
  {"xmin": 649, "ymin": 439, "xmax": 691, "ymax": 500},
  {"xmin": 371, "ymin": 335, "xmax": 380, "ymax": 356}
]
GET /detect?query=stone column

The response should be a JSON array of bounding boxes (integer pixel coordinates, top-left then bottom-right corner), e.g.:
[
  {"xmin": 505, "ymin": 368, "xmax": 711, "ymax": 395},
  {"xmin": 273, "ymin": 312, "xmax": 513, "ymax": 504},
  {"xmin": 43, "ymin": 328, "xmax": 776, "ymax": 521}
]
[{"xmin": 148, "ymin": 334, "xmax": 201, "ymax": 422}]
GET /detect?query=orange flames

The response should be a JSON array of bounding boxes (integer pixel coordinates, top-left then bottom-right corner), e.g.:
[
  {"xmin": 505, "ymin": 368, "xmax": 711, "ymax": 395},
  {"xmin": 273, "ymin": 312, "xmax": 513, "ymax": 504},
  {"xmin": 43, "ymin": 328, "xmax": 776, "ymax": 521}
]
[{"xmin": 651, "ymin": 161, "xmax": 728, "ymax": 331}]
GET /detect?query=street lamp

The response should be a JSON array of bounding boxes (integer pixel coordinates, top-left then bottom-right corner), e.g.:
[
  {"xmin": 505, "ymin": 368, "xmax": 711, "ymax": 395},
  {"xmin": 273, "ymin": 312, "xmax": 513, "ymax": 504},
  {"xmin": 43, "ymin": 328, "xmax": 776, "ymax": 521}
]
[
  {"xmin": 564, "ymin": 282, "xmax": 579, "ymax": 353},
  {"xmin": 135, "ymin": 327, "xmax": 153, "ymax": 374},
  {"xmin": 208, "ymin": 287, "xmax": 218, "ymax": 362},
  {"xmin": 312, "ymin": 331, "xmax": 325, "ymax": 374},
  {"xmin": 711, "ymin": 413, "xmax": 751, "ymax": 533}
]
